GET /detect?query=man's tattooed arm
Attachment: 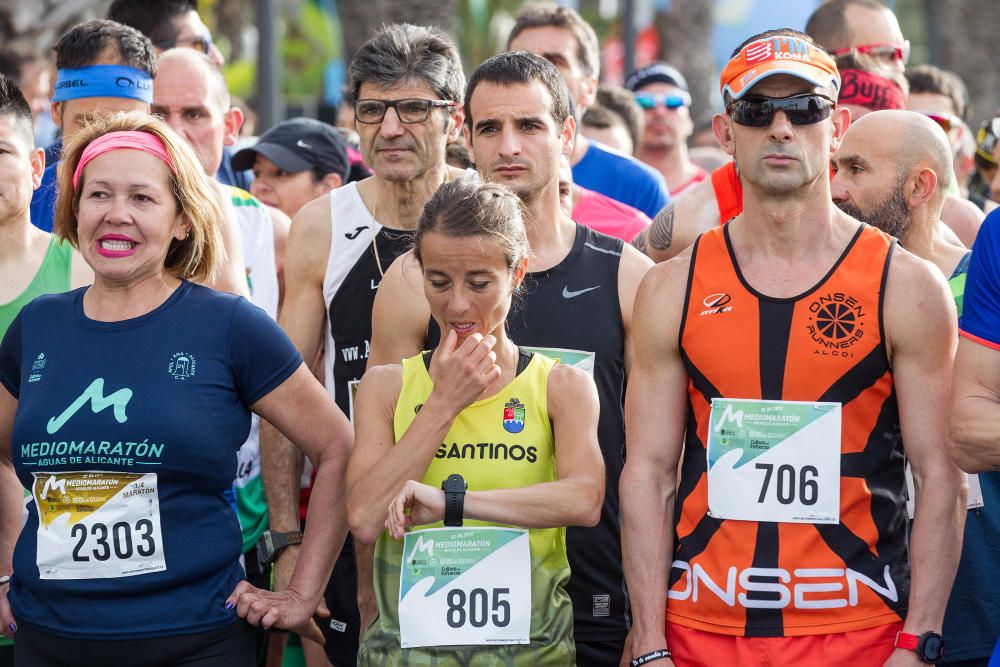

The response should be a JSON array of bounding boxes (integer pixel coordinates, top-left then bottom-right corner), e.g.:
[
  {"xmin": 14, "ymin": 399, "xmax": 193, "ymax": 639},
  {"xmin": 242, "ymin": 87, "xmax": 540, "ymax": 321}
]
[{"xmin": 632, "ymin": 201, "xmax": 675, "ymax": 254}]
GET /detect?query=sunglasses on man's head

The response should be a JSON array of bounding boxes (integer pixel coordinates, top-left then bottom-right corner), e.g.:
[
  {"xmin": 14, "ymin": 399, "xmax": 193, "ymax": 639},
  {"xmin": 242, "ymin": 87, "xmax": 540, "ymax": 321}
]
[
  {"xmin": 832, "ymin": 41, "xmax": 910, "ymax": 65},
  {"xmin": 917, "ymin": 111, "xmax": 961, "ymax": 134},
  {"xmin": 727, "ymin": 93, "xmax": 835, "ymax": 128},
  {"xmin": 634, "ymin": 91, "xmax": 691, "ymax": 110}
]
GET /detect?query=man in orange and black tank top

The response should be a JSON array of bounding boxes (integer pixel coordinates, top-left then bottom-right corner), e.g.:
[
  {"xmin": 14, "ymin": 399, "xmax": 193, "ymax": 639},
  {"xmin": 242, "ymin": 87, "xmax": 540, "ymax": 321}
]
[{"xmin": 620, "ymin": 29, "xmax": 966, "ymax": 667}]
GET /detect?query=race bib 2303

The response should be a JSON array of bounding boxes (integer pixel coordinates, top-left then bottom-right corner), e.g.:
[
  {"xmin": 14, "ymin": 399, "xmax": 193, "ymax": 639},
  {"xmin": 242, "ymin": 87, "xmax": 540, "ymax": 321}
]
[
  {"xmin": 707, "ymin": 398, "xmax": 842, "ymax": 524},
  {"xmin": 32, "ymin": 471, "xmax": 166, "ymax": 580},
  {"xmin": 399, "ymin": 526, "xmax": 530, "ymax": 648}
]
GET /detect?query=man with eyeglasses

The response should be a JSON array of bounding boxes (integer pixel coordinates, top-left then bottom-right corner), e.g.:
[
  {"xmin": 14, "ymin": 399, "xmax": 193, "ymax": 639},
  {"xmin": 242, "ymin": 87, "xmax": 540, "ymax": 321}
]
[
  {"xmin": 259, "ymin": 23, "xmax": 468, "ymax": 667},
  {"xmin": 107, "ymin": 0, "xmax": 224, "ymax": 66},
  {"xmin": 620, "ymin": 29, "xmax": 964, "ymax": 667},
  {"xmin": 105, "ymin": 0, "xmax": 257, "ymax": 195},
  {"xmin": 626, "ymin": 63, "xmax": 706, "ymax": 202}
]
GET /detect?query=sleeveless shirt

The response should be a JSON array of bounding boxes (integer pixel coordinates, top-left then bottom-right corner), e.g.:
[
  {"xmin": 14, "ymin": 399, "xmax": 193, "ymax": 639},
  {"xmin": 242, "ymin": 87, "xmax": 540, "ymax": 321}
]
[
  {"xmin": 427, "ymin": 223, "xmax": 629, "ymax": 640},
  {"xmin": 359, "ymin": 350, "xmax": 575, "ymax": 666},
  {"xmin": 0, "ymin": 235, "xmax": 73, "ymax": 337},
  {"xmin": 671, "ymin": 223, "xmax": 906, "ymax": 637},
  {"xmin": 322, "ymin": 182, "xmax": 414, "ymax": 419}
]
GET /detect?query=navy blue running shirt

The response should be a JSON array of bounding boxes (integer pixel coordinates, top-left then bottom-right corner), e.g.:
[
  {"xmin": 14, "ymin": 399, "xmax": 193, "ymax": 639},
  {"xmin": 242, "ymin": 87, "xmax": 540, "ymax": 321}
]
[{"xmin": 0, "ymin": 282, "xmax": 302, "ymax": 639}]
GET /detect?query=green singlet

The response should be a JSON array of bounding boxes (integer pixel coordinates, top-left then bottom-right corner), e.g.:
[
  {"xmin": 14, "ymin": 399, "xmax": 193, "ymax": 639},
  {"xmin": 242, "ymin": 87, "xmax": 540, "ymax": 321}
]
[
  {"xmin": 950, "ymin": 251, "xmax": 972, "ymax": 318},
  {"xmin": 358, "ymin": 350, "xmax": 575, "ymax": 666},
  {"xmin": 0, "ymin": 234, "xmax": 72, "ymax": 649},
  {"xmin": 0, "ymin": 235, "xmax": 72, "ymax": 339}
]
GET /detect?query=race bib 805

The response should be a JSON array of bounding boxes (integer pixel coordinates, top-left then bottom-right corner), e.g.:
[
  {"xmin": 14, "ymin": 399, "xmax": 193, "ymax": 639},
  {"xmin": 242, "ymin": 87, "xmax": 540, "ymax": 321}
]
[{"xmin": 399, "ymin": 526, "xmax": 530, "ymax": 648}]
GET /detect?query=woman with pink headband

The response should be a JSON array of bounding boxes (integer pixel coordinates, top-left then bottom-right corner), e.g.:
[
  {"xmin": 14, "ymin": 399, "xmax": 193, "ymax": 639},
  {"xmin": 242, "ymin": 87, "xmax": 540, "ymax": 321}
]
[{"xmin": 0, "ymin": 112, "xmax": 352, "ymax": 664}]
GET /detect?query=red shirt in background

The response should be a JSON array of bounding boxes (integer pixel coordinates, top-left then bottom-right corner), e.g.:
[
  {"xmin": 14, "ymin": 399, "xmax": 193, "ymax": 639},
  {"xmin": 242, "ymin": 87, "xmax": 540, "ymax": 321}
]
[{"xmin": 573, "ymin": 185, "xmax": 652, "ymax": 243}]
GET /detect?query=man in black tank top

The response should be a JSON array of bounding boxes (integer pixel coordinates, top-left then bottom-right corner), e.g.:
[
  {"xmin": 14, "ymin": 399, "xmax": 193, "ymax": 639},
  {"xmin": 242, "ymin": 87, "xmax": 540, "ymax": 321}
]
[
  {"xmin": 260, "ymin": 24, "xmax": 468, "ymax": 665},
  {"xmin": 369, "ymin": 53, "xmax": 652, "ymax": 665}
]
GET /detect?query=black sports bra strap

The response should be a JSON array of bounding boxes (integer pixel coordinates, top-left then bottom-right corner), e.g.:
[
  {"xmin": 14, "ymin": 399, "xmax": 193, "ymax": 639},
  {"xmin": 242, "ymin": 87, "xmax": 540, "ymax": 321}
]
[{"xmin": 422, "ymin": 347, "xmax": 534, "ymax": 377}]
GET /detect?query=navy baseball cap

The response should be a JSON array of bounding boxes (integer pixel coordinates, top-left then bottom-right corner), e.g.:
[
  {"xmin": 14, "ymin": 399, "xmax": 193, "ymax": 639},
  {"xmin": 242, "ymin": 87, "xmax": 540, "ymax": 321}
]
[
  {"xmin": 232, "ymin": 117, "xmax": 349, "ymax": 179},
  {"xmin": 625, "ymin": 62, "xmax": 689, "ymax": 93}
]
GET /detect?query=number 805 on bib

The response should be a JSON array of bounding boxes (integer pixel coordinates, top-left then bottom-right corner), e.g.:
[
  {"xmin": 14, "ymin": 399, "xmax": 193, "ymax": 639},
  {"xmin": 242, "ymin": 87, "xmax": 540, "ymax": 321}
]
[{"xmin": 400, "ymin": 527, "xmax": 531, "ymax": 647}]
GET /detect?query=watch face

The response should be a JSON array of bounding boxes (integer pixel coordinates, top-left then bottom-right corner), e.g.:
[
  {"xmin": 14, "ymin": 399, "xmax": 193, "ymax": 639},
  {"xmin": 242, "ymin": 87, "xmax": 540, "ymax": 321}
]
[{"xmin": 919, "ymin": 634, "xmax": 945, "ymax": 661}]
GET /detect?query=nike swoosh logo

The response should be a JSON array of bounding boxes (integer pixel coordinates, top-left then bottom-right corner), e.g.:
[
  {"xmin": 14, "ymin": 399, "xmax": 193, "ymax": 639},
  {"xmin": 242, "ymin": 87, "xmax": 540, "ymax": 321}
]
[
  {"xmin": 297, "ymin": 140, "xmax": 312, "ymax": 149},
  {"xmin": 562, "ymin": 286, "xmax": 600, "ymax": 298},
  {"xmin": 345, "ymin": 226, "xmax": 369, "ymax": 240}
]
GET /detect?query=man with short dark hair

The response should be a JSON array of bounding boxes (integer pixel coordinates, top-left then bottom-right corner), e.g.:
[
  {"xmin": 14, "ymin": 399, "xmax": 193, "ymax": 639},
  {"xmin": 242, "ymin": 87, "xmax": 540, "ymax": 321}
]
[
  {"xmin": 507, "ymin": 2, "xmax": 670, "ymax": 219},
  {"xmin": 622, "ymin": 30, "xmax": 964, "ymax": 667},
  {"xmin": 29, "ymin": 20, "xmax": 248, "ymax": 297},
  {"xmin": 29, "ymin": 19, "xmax": 155, "ymax": 235},
  {"xmin": 369, "ymin": 50, "xmax": 652, "ymax": 666},
  {"xmin": 906, "ymin": 65, "xmax": 980, "ymax": 240},
  {"xmin": 106, "ymin": 0, "xmax": 252, "ymax": 190},
  {"xmin": 107, "ymin": 0, "xmax": 224, "ymax": 65},
  {"xmin": 582, "ymin": 104, "xmax": 635, "ymax": 155},
  {"xmin": 585, "ymin": 84, "xmax": 644, "ymax": 155},
  {"xmin": 260, "ymin": 23, "xmax": 468, "ymax": 667}
]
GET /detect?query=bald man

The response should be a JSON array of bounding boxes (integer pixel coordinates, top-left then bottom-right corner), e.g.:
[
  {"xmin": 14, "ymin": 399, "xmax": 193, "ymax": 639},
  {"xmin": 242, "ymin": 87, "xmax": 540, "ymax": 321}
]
[
  {"xmin": 833, "ymin": 109, "xmax": 1000, "ymax": 667},
  {"xmin": 831, "ymin": 110, "xmax": 966, "ymax": 279}
]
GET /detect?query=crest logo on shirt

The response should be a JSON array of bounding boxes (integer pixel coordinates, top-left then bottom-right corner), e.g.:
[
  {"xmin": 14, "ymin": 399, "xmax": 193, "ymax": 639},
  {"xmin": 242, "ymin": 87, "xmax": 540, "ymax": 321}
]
[
  {"xmin": 168, "ymin": 352, "xmax": 197, "ymax": 380},
  {"xmin": 503, "ymin": 398, "xmax": 525, "ymax": 434},
  {"xmin": 806, "ymin": 292, "xmax": 865, "ymax": 356}
]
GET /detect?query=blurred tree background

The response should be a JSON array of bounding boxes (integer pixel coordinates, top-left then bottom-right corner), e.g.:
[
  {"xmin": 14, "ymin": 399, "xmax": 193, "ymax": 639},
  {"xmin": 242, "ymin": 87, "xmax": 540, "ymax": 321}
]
[{"xmin": 0, "ymin": 0, "xmax": 997, "ymax": 133}]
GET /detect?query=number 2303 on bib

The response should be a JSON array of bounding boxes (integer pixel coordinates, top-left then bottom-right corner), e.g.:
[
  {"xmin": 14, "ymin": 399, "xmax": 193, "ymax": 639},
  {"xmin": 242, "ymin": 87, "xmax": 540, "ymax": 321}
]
[
  {"xmin": 399, "ymin": 526, "xmax": 530, "ymax": 648},
  {"xmin": 706, "ymin": 398, "xmax": 842, "ymax": 524},
  {"xmin": 32, "ymin": 471, "xmax": 166, "ymax": 580}
]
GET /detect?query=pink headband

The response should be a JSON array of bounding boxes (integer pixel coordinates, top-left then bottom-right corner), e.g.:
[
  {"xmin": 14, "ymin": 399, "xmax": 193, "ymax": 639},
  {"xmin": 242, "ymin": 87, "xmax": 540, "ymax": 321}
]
[{"xmin": 72, "ymin": 130, "xmax": 176, "ymax": 190}]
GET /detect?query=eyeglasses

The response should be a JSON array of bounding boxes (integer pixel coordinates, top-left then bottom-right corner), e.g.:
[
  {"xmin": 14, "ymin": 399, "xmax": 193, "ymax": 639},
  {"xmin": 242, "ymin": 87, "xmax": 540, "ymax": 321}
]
[
  {"xmin": 832, "ymin": 41, "xmax": 910, "ymax": 65},
  {"xmin": 157, "ymin": 33, "xmax": 214, "ymax": 56},
  {"xmin": 354, "ymin": 98, "xmax": 455, "ymax": 124},
  {"xmin": 727, "ymin": 93, "xmax": 835, "ymax": 127},
  {"xmin": 917, "ymin": 111, "xmax": 961, "ymax": 134},
  {"xmin": 635, "ymin": 91, "xmax": 691, "ymax": 110}
]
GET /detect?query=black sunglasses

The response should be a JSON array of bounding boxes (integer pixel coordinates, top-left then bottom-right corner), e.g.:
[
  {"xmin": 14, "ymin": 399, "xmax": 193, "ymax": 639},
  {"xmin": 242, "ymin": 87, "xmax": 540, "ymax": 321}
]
[{"xmin": 727, "ymin": 93, "xmax": 835, "ymax": 128}]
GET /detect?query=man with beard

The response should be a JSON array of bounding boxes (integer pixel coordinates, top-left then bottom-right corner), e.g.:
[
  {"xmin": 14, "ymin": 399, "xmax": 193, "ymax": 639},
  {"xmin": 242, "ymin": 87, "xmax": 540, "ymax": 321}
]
[
  {"xmin": 831, "ymin": 110, "xmax": 967, "ymax": 286},
  {"xmin": 832, "ymin": 110, "xmax": 1000, "ymax": 667}
]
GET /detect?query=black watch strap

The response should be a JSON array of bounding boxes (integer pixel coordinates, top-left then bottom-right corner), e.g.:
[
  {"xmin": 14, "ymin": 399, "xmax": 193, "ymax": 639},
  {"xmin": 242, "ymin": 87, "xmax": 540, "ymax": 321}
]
[
  {"xmin": 256, "ymin": 530, "xmax": 303, "ymax": 566},
  {"xmin": 442, "ymin": 474, "xmax": 467, "ymax": 527}
]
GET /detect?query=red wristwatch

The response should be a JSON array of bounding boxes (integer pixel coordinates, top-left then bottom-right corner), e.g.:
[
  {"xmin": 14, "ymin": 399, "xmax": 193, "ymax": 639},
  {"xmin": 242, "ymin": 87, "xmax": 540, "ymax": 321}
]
[{"xmin": 894, "ymin": 631, "xmax": 945, "ymax": 663}]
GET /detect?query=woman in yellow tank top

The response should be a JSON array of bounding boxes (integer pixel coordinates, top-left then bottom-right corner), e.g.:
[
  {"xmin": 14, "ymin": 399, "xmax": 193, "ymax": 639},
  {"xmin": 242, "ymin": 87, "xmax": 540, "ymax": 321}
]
[{"xmin": 347, "ymin": 178, "xmax": 605, "ymax": 666}]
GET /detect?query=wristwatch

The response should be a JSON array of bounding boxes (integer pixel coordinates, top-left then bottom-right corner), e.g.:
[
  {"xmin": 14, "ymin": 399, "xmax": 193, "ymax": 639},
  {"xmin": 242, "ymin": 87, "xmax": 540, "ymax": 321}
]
[
  {"xmin": 894, "ymin": 631, "xmax": 945, "ymax": 664},
  {"xmin": 255, "ymin": 530, "xmax": 303, "ymax": 567},
  {"xmin": 442, "ymin": 474, "xmax": 467, "ymax": 527}
]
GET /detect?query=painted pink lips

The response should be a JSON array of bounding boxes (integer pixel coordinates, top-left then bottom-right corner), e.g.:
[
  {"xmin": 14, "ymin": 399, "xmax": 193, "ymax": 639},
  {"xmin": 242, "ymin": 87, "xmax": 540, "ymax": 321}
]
[{"xmin": 96, "ymin": 234, "xmax": 139, "ymax": 258}]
